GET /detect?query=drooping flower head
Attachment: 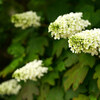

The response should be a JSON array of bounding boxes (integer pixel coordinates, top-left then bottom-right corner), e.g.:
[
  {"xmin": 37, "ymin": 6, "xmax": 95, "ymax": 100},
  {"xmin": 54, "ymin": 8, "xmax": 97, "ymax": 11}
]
[
  {"xmin": 48, "ymin": 12, "xmax": 91, "ymax": 39},
  {"xmin": 11, "ymin": 11, "xmax": 41, "ymax": 29},
  {"xmin": 12, "ymin": 60, "xmax": 48, "ymax": 82},
  {"xmin": 0, "ymin": 79, "xmax": 21, "ymax": 95},
  {"xmin": 68, "ymin": 29, "xmax": 100, "ymax": 56}
]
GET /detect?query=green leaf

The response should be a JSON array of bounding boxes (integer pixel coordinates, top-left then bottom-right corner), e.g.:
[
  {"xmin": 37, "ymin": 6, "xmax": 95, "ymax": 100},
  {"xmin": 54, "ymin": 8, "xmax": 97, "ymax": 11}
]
[
  {"xmin": 46, "ymin": 87, "xmax": 64, "ymax": 100},
  {"xmin": 93, "ymin": 64, "xmax": 100, "ymax": 89},
  {"xmin": 77, "ymin": 5, "xmax": 100, "ymax": 27},
  {"xmin": 77, "ymin": 5, "xmax": 94, "ymax": 26},
  {"xmin": 44, "ymin": 57, "xmax": 53, "ymax": 66},
  {"xmin": 37, "ymin": 84, "xmax": 50, "ymax": 100},
  {"xmin": 26, "ymin": 36, "xmax": 48, "ymax": 61},
  {"xmin": 52, "ymin": 39, "xmax": 68, "ymax": 57},
  {"xmin": 43, "ymin": 57, "xmax": 53, "ymax": 71},
  {"xmin": 79, "ymin": 5, "xmax": 94, "ymax": 19},
  {"xmin": 17, "ymin": 81, "xmax": 39, "ymax": 100},
  {"xmin": 42, "ymin": 71, "xmax": 59, "ymax": 85},
  {"xmin": 65, "ymin": 89, "xmax": 79, "ymax": 100},
  {"xmin": 63, "ymin": 53, "xmax": 95, "ymax": 90},
  {"xmin": 0, "ymin": 0, "xmax": 3, "ymax": 4},
  {"xmin": 7, "ymin": 43, "xmax": 25, "ymax": 58},
  {"xmin": 55, "ymin": 61, "xmax": 66, "ymax": 72},
  {"xmin": 65, "ymin": 85, "xmax": 87, "ymax": 100},
  {"xmin": 55, "ymin": 50, "xmax": 78, "ymax": 71},
  {"xmin": 73, "ymin": 94, "xmax": 89, "ymax": 100},
  {"xmin": 89, "ymin": 79, "xmax": 100, "ymax": 96},
  {"xmin": 0, "ymin": 57, "xmax": 23, "ymax": 77},
  {"xmin": 64, "ymin": 51, "xmax": 78, "ymax": 67},
  {"xmin": 79, "ymin": 53, "xmax": 95, "ymax": 68},
  {"xmin": 89, "ymin": 95, "xmax": 97, "ymax": 100},
  {"xmin": 63, "ymin": 63, "xmax": 89, "ymax": 91},
  {"xmin": 12, "ymin": 28, "xmax": 34, "ymax": 43}
]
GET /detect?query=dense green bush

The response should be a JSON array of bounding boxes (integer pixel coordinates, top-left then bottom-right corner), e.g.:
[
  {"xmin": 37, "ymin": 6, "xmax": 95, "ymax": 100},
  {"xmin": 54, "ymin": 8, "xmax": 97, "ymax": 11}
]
[{"xmin": 0, "ymin": 0, "xmax": 100, "ymax": 100}]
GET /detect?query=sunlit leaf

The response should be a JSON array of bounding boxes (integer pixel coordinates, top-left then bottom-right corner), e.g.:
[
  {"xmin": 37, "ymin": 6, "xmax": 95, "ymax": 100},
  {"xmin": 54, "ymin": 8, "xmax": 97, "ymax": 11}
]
[
  {"xmin": 93, "ymin": 64, "xmax": 100, "ymax": 89},
  {"xmin": 0, "ymin": 57, "xmax": 23, "ymax": 77},
  {"xmin": 73, "ymin": 94, "xmax": 89, "ymax": 100},
  {"xmin": 63, "ymin": 63, "xmax": 89, "ymax": 91}
]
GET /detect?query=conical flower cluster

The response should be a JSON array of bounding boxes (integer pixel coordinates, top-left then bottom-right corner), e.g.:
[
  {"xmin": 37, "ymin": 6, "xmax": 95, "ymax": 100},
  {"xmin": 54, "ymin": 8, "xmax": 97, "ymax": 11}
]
[
  {"xmin": 11, "ymin": 11, "xmax": 41, "ymax": 29},
  {"xmin": 68, "ymin": 29, "xmax": 100, "ymax": 56},
  {"xmin": 48, "ymin": 12, "xmax": 91, "ymax": 39},
  {"xmin": 0, "ymin": 79, "xmax": 21, "ymax": 95},
  {"xmin": 13, "ymin": 60, "xmax": 48, "ymax": 82}
]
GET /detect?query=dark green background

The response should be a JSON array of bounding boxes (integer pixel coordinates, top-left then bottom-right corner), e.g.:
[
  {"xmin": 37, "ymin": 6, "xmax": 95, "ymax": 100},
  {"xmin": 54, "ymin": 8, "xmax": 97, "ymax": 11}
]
[{"xmin": 0, "ymin": 0, "xmax": 100, "ymax": 100}]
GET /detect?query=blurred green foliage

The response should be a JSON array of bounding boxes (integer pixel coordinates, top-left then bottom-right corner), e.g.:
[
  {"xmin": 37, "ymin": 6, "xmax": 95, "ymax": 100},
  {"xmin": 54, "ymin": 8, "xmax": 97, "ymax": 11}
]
[{"xmin": 0, "ymin": 0, "xmax": 100, "ymax": 100}]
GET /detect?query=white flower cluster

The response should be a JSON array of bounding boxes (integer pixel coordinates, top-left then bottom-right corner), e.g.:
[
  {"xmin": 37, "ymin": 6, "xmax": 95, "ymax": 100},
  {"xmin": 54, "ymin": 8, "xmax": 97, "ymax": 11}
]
[
  {"xmin": 0, "ymin": 79, "xmax": 21, "ymax": 95},
  {"xmin": 13, "ymin": 60, "xmax": 48, "ymax": 82},
  {"xmin": 48, "ymin": 12, "xmax": 91, "ymax": 39},
  {"xmin": 11, "ymin": 11, "xmax": 41, "ymax": 29},
  {"xmin": 68, "ymin": 29, "xmax": 100, "ymax": 56}
]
